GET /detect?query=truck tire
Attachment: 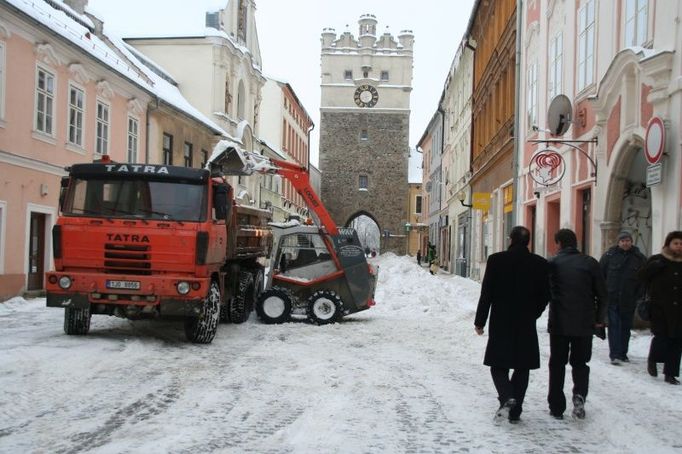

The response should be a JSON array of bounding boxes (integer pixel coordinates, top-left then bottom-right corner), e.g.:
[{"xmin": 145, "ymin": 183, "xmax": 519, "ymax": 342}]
[
  {"xmin": 64, "ymin": 307, "xmax": 91, "ymax": 335},
  {"xmin": 185, "ymin": 281, "xmax": 220, "ymax": 343},
  {"xmin": 255, "ymin": 287, "xmax": 292, "ymax": 324},
  {"xmin": 253, "ymin": 268, "xmax": 264, "ymax": 301},
  {"xmin": 306, "ymin": 290, "xmax": 343, "ymax": 325},
  {"xmin": 230, "ymin": 271, "xmax": 254, "ymax": 324}
]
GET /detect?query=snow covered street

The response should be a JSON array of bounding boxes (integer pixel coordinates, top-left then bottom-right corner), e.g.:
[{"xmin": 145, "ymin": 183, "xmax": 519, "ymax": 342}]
[{"xmin": 1, "ymin": 253, "xmax": 681, "ymax": 453}]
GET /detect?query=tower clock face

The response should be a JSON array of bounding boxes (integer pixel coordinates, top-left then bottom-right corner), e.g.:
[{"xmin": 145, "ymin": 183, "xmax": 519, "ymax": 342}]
[{"xmin": 354, "ymin": 85, "xmax": 379, "ymax": 108}]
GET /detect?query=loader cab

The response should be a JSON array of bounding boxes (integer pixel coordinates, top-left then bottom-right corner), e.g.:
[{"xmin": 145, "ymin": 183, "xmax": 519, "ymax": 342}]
[{"xmin": 270, "ymin": 225, "xmax": 337, "ymax": 286}]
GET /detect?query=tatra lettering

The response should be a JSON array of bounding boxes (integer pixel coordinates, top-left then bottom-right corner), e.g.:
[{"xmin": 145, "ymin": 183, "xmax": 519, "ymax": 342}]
[
  {"xmin": 102, "ymin": 164, "xmax": 169, "ymax": 174},
  {"xmin": 106, "ymin": 233, "xmax": 150, "ymax": 243}
]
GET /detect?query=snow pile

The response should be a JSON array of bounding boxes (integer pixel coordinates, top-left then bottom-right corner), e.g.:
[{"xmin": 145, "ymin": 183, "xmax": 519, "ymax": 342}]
[{"xmin": 371, "ymin": 253, "xmax": 481, "ymax": 317}]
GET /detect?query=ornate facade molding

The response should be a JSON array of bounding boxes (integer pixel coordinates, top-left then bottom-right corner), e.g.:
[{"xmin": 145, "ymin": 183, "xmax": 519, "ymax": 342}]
[
  {"xmin": 0, "ymin": 19, "xmax": 11, "ymax": 39},
  {"xmin": 35, "ymin": 43, "xmax": 63, "ymax": 67},
  {"xmin": 68, "ymin": 63, "xmax": 91, "ymax": 85},
  {"xmin": 127, "ymin": 98, "xmax": 144, "ymax": 116},
  {"xmin": 96, "ymin": 80, "xmax": 114, "ymax": 100}
]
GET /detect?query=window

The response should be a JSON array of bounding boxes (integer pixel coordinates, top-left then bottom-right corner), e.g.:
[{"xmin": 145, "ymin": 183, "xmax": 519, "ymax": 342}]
[
  {"xmin": 0, "ymin": 43, "xmax": 5, "ymax": 120},
  {"xmin": 527, "ymin": 61, "xmax": 538, "ymax": 128},
  {"xmin": 363, "ymin": 70, "xmax": 369, "ymax": 78},
  {"xmin": 360, "ymin": 129, "xmax": 368, "ymax": 140},
  {"xmin": 184, "ymin": 142, "xmax": 193, "ymax": 167},
  {"xmin": 95, "ymin": 102, "xmax": 109, "ymax": 155},
  {"xmin": 67, "ymin": 85, "xmax": 85, "ymax": 146},
  {"xmin": 359, "ymin": 175, "xmax": 368, "ymax": 190},
  {"xmin": 201, "ymin": 149, "xmax": 208, "ymax": 168},
  {"xmin": 625, "ymin": 0, "xmax": 648, "ymax": 47},
  {"xmin": 162, "ymin": 133, "xmax": 173, "ymax": 165},
  {"xmin": 35, "ymin": 67, "xmax": 55, "ymax": 134},
  {"xmin": 127, "ymin": 117, "xmax": 139, "ymax": 162},
  {"xmin": 415, "ymin": 195, "xmax": 422, "ymax": 214},
  {"xmin": 577, "ymin": 0, "xmax": 596, "ymax": 91},
  {"xmin": 548, "ymin": 32, "xmax": 563, "ymax": 100},
  {"xmin": 344, "ymin": 70, "xmax": 353, "ymax": 80},
  {"xmin": 380, "ymin": 70, "xmax": 389, "ymax": 81}
]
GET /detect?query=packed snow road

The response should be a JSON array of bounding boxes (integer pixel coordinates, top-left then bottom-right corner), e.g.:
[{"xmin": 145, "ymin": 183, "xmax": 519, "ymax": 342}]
[{"xmin": 1, "ymin": 254, "xmax": 681, "ymax": 453}]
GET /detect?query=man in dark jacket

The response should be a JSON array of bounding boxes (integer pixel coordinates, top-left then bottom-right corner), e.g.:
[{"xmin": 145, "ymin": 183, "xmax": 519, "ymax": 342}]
[
  {"xmin": 475, "ymin": 226, "xmax": 550, "ymax": 424},
  {"xmin": 547, "ymin": 229, "xmax": 607, "ymax": 420},
  {"xmin": 599, "ymin": 231, "xmax": 646, "ymax": 364},
  {"xmin": 638, "ymin": 230, "xmax": 682, "ymax": 385}
]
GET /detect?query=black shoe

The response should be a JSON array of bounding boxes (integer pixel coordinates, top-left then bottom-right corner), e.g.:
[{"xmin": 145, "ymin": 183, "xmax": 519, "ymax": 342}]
[
  {"xmin": 508, "ymin": 415, "xmax": 521, "ymax": 424},
  {"xmin": 494, "ymin": 398, "xmax": 516, "ymax": 423},
  {"xmin": 550, "ymin": 411, "xmax": 564, "ymax": 420},
  {"xmin": 648, "ymin": 359, "xmax": 658, "ymax": 377},
  {"xmin": 572, "ymin": 395, "xmax": 586, "ymax": 419},
  {"xmin": 665, "ymin": 376, "xmax": 680, "ymax": 385},
  {"xmin": 622, "ymin": 356, "xmax": 630, "ymax": 363}
]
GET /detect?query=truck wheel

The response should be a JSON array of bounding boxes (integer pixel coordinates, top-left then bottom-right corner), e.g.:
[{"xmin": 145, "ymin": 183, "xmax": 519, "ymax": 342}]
[
  {"xmin": 253, "ymin": 268, "xmax": 264, "ymax": 301},
  {"xmin": 185, "ymin": 281, "xmax": 221, "ymax": 343},
  {"xmin": 64, "ymin": 307, "xmax": 91, "ymax": 335},
  {"xmin": 306, "ymin": 290, "xmax": 343, "ymax": 325},
  {"xmin": 255, "ymin": 287, "xmax": 292, "ymax": 324},
  {"xmin": 230, "ymin": 272, "xmax": 254, "ymax": 324}
]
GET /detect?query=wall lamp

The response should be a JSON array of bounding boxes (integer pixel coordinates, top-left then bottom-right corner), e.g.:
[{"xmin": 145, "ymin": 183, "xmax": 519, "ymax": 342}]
[{"xmin": 457, "ymin": 191, "xmax": 473, "ymax": 208}]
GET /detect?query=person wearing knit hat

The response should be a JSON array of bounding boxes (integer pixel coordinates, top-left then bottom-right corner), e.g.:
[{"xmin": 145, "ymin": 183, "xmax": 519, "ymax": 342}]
[{"xmin": 599, "ymin": 231, "xmax": 646, "ymax": 365}]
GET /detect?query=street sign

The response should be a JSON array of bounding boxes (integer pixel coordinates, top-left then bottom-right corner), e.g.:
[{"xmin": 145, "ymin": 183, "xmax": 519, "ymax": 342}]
[
  {"xmin": 645, "ymin": 116, "xmax": 666, "ymax": 165},
  {"xmin": 646, "ymin": 163, "xmax": 663, "ymax": 187}
]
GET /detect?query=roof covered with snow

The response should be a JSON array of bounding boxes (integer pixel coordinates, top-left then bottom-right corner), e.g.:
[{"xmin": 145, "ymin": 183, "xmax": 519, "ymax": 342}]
[{"xmin": 4, "ymin": 0, "xmax": 228, "ymax": 136}]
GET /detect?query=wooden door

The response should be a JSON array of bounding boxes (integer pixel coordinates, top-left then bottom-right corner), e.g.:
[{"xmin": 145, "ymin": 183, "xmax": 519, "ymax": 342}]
[{"xmin": 27, "ymin": 213, "xmax": 46, "ymax": 290}]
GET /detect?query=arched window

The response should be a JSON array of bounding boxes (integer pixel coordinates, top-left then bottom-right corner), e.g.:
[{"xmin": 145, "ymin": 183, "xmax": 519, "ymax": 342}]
[{"xmin": 237, "ymin": 80, "xmax": 246, "ymax": 120}]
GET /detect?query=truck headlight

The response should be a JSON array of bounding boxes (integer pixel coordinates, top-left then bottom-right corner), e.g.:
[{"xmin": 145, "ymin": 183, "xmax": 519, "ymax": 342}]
[
  {"xmin": 177, "ymin": 281, "xmax": 190, "ymax": 295},
  {"xmin": 58, "ymin": 276, "xmax": 72, "ymax": 289}
]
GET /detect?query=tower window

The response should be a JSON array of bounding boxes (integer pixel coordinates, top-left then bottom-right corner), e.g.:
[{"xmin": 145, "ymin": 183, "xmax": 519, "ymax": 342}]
[
  {"xmin": 363, "ymin": 70, "xmax": 369, "ymax": 78},
  {"xmin": 360, "ymin": 129, "xmax": 368, "ymax": 140},
  {"xmin": 344, "ymin": 70, "xmax": 353, "ymax": 80},
  {"xmin": 381, "ymin": 71, "xmax": 389, "ymax": 81},
  {"xmin": 359, "ymin": 175, "xmax": 368, "ymax": 190}
]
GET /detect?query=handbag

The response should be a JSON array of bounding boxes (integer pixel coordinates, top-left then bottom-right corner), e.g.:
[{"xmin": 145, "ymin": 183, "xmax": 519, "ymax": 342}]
[{"xmin": 636, "ymin": 295, "xmax": 651, "ymax": 321}]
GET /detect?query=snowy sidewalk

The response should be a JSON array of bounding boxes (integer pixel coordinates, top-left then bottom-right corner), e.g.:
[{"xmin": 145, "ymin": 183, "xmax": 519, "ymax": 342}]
[{"xmin": 1, "ymin": 254, "xmax": 681, "ymax": 453}]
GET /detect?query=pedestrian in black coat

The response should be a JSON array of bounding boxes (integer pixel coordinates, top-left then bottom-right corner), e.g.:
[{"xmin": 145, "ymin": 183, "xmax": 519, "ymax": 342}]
[
  {"xmin": 599, "ymin": 231, "xmax": 646, "ymax": 364},
  {"xmin": 547, "ymin": 229, "xmax": 607, "ymax": 420},
  {"xmin": 475, "ymin": 226, "xmax": 550, "ymax": 423},
  {"xmin": 638, "ymin": 231, "xmax": 682, "ymax": 385},
  {"xmin": 416, "ymin": 250, "xmax": 422, "ymax": 266}
]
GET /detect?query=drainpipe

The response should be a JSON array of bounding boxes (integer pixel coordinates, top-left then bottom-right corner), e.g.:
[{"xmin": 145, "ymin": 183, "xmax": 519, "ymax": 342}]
[
  {"xmin": 145, "ymin": 96, "xmax": 159, "ymax": 164},
  {"xmin": 511, "ymin": 0, "xmax": 523, "ymax": 227}
]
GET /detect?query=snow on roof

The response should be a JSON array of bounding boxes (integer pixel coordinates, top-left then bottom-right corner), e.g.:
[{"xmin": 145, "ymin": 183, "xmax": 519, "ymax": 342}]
[
  {"xmin": 6, "ymin": 0, "xmax": 227, "ymax": 136},
  {"xmin": 408, "ymin": 148, "xmax": 423, "ymax": 184}
]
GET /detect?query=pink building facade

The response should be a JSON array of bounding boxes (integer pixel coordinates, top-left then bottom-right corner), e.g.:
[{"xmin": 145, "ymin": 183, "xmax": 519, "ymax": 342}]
[
  {"xmin": 0, "ymin": 0, "xmax": 226, "ymax": 300},
  {"xmin": 517, "ymin": 0, "xmax": 681, "ymax": 258}
]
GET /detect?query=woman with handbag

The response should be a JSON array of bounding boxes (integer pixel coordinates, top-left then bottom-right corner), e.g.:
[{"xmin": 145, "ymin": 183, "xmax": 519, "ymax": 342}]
[{"xmin": 638, "ymin": 231, "xmax": 682, "ymax": 385}]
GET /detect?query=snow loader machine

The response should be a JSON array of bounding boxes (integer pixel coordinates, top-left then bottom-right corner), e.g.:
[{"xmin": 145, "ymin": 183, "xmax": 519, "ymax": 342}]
[
  {"xmin": 46, "ymin": 154, "xmax": 272, "ymax": 344},
  {"xmin": 209, "ymin": 142, "xmax": 378, "ymax": 325}
]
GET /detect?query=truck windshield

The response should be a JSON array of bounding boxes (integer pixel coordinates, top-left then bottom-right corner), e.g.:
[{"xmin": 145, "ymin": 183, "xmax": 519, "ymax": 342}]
[{"xmin": 62, "ymin": 177, "xmax": 206, "ymax": 222}]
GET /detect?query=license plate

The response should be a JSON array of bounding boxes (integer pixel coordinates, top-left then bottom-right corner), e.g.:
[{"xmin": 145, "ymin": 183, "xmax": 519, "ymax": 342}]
[{"xmin": 106, "ymin": 280, "xmax": 141, "ymax": 290}]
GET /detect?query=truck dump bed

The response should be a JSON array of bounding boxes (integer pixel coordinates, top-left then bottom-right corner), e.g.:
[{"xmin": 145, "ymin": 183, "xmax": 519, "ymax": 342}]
[{"xmin": 228, "ymin": 204, "xmax": 272, "ymax": 261}]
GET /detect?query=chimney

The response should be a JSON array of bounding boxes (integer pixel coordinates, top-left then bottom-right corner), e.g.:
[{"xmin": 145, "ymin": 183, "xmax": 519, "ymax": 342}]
[{"xmin": 63, "ymin": 0, "xmax": 87, "ymax": 14}]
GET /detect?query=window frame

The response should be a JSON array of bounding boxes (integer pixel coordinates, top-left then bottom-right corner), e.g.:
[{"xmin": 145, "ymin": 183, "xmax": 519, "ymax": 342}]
[
  {"xmin": 577, "ymin": 0, "xmax": 596, "ymax": 92},
  {"xmin": 95, "ymin": 100, "xmax": 110, "ymax": 156},
  {"xmin": 183, "ymin": 141, "xmax": 193, "ymax": 167},
  {"xmin": 35, "ymin": 65, "xmax": 56, "ymax": 136},
  {"xmin": 380, "ymin": 70, "xmax": 389, "ymax": 81},
  {"xmin": 162, "ymin": 132, "xmax": 174, "ymax": 165},
  {"xmin": 67, "ymin": 83, "xmax": 85, "ymax": 147},
  {"xmin": 0, "ymin": 41, "xmax": 5, "ymax": 121},
  {"xmin": 359, "ymin": 174, "xmax": 368, "ymax": 190},
  {"xmin": 526, "ymin": 60, "xmax": 538, "ymax": 129},
  {"xmin": 127, "ymin": 116, "xmax": 140, "ymax": 163},
  {"xmin": 548, "ymin": 32, "xmax": 563, "ymax": 100},
  {"xmin": 624, "ymin": 0, "xmax": 649, "ymax": 47},
  {"xmin": 415, "ymin": 195, "xmax": 422, "ymax": 214},
  {"xmin": 344, "ymin": 70, "xmax": 353, "ymax": 80}
]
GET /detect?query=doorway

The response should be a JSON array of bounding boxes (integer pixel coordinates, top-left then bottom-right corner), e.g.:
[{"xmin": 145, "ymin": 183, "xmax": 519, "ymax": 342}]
[
  {"xmin": 27, "ymin": 212, "xmax": 46, "ymax": 290},
  {"xmin": 456, "ymin": 212, "xmax": 470, "ymax": 277}
]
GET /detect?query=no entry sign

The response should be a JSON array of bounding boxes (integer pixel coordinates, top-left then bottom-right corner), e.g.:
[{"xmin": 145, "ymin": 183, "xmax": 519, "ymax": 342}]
[{"xmin": 645, "ymin": 116, "xmax": 666, "ymax": 165}]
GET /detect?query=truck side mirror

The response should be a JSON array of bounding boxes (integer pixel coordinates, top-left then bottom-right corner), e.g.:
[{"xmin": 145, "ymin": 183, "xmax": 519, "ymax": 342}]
[
  {"xmin": 59, "ymin": 177, "xmax": 69, "ymax": 211},
  {"xmin": 213, "ymin": 184, "xmax": 228, "ymax": 220}
]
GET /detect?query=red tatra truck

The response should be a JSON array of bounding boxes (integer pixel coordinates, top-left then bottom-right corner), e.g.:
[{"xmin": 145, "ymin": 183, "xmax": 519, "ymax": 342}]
[{"xmin": 45, "ymin": 155, "xmax": 271, "ymax": 343}]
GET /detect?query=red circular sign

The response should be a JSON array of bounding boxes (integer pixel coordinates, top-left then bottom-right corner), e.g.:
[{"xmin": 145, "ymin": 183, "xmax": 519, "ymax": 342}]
[{"xmin": 645, "ymin": 116, "xmax": 665, "ymax": 165}]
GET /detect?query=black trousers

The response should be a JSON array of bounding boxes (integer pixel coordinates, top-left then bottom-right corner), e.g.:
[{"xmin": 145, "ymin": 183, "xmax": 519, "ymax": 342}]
[
  {"xmin": 490, "ymin": 367, "xmax": 529, "ymax": 418},
  {"xmin": 649, "ymin": 335, "xmax": 682, "ymax": 377},
  {"xmin": 548, "ymin": 334, "xmax": 592, "ymax": 415}
]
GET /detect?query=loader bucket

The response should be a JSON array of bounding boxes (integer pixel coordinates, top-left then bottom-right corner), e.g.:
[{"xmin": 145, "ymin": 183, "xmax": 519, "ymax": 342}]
[{"xmin": 207, "ymin": 141, "xmax": 253, "ymax": 177}]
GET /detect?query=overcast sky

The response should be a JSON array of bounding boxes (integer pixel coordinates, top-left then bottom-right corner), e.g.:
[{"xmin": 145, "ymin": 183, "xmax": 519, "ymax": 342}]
[{"xmin": 88, "ymin": 0, "xmax": 475, "ymax": 166}]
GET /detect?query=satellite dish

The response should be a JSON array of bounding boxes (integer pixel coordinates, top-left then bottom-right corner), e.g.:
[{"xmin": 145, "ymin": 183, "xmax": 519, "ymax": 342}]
[{"xmin": 547, "ymin": 95, "xmax": 573, "ymax": 136}]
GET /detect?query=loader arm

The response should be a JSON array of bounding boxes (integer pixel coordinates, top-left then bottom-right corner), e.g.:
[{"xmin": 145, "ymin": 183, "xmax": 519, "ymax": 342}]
[{"xmin": 268, "ymin": 159, "xmax": 339, "ymax": 236}]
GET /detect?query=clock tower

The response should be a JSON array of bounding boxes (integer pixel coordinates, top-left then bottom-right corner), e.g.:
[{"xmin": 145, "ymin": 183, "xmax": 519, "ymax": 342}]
[{"xmin": 319, "ymin": 15, "xmax": 414, "ymax": 254}]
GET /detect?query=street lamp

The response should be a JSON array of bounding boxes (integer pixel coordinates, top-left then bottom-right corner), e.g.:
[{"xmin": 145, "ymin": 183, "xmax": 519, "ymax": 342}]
[{"xmin": 456, "ymin": 191, "xmax": 473, "ymax": 208}]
